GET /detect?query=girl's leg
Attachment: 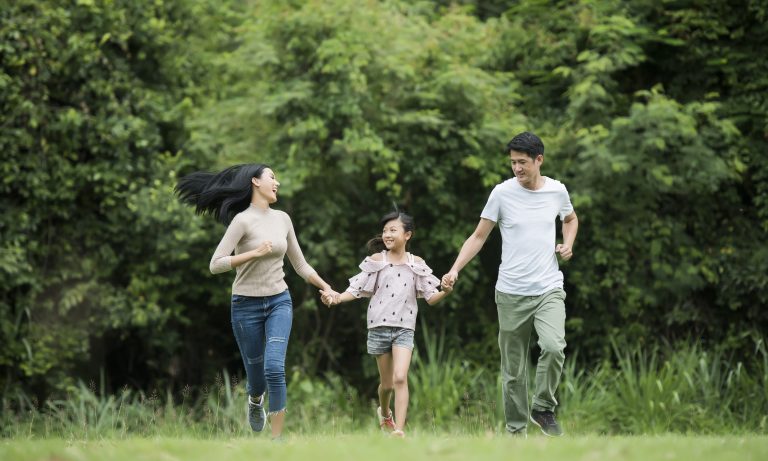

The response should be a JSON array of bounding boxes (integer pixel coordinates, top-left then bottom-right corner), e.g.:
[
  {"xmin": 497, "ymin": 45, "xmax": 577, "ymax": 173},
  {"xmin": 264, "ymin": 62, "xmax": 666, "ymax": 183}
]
[
  {"xmin": 264, "ymin": 291, "xmax": 293, "ymax": 438},
  {"xmin": 375, "ymin": 352, "xmax": 395, "ymax": 418},
  {"xmin": 391, "ymin": 346, "xmax": 413, "ymax": 432}
]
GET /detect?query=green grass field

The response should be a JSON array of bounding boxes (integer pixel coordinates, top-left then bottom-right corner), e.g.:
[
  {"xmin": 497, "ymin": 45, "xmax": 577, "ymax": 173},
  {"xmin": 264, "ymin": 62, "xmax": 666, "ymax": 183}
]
[
  {"xmin": 3, "ymin": 341, "xmax": 766, "ymax": 459},
  {"xmin": 2, "ymin": 435, "xmax": 767, "ymax": 461}
]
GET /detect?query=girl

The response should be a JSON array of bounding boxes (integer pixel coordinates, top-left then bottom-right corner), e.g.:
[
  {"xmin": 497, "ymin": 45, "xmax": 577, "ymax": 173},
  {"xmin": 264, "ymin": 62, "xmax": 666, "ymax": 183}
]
[
  {"xmin": 176, "ymin": 163, "xmax": 339, "ymax": 440},
  {"xmin": 321, "ymin": 211, "xmax": 452, "ymax": 438}
]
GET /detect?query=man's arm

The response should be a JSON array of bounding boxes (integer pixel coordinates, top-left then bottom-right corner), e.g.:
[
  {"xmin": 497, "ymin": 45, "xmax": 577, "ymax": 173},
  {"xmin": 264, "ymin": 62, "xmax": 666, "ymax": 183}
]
[
  {"xmin": 441, "ymin": 218, "xmax": 496, "ymax": 288},
  {"xmin": 555, "ymin": 211, "xmax": 578, "ymax": 260}
]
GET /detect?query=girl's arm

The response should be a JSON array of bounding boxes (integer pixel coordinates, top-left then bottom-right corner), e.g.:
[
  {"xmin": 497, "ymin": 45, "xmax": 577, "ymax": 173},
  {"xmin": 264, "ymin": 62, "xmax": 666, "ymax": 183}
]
[
  {"xmin": 322, "ymin": 254, "xmax": 382, "ymax": 306},
  {"xmin": 320, "ymin": 290, "xmax": 355, "ymax": 306},
  {"xmin": 425, "ymin": 284, "xmax": 452, "ymax": 306}
]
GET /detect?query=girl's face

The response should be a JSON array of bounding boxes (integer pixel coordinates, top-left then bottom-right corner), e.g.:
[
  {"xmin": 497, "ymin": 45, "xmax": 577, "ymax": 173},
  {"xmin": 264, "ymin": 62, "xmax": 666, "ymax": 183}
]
[
  {"xmin": 252, "ymin": 168, "xmax": 280, "ymax": 204},
  {"xmin": 382, "ymin": 218, "xmax": 411, "ymax": 251}
]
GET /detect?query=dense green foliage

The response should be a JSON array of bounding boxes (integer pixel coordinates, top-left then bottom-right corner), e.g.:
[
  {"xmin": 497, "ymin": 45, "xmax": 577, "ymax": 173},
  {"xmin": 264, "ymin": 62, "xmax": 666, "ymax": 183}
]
[
  {"xmin": 2, "ymin": 0, "xmax": 767, "ymax": 410},
  {"xmin": 0, "ymin": 0, "xmax": 235, "ymax": 393}
]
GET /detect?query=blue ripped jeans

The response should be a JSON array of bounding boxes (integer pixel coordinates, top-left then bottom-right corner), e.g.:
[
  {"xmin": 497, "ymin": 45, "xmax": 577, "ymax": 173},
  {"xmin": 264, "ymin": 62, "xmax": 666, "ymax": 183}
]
[{"xmin": 231, "ymin": 290, "xmax": 292, "ymax": 414}]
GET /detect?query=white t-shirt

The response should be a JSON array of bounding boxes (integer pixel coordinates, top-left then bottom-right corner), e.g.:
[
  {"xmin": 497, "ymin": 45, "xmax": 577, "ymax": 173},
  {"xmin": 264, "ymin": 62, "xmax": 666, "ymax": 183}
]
[{"xmin": 480, "ymin": 177, "xmax": 574, "ymax": 296}]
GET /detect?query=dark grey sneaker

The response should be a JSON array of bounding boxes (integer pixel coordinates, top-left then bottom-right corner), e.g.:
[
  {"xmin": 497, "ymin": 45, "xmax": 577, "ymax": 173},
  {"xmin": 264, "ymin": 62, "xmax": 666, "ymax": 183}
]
[
  {"xmin": 530, "ymin": 410, "xmax": 563, "ymax": 437},
  {"xmin": 248, "ymin": 395, "xmax": 266, "ymax": 432}
]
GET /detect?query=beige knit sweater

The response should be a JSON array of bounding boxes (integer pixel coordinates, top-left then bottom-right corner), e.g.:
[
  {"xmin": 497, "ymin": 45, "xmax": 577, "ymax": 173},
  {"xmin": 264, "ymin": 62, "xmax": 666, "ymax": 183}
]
[{"xmin": 209, "ymin": 205, "xmax": 316, "ymax": 297}]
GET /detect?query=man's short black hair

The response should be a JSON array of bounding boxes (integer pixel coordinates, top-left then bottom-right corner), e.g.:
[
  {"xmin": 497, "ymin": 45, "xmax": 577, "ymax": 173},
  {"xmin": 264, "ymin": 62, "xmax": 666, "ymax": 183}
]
[{"xmin": 506, "ymin": 132, "xmax": 544, "ymax": 160}]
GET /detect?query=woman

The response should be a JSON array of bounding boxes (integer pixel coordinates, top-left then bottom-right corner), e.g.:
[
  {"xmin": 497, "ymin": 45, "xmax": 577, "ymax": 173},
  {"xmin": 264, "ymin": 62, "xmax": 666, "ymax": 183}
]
[{"xmin": 176, "ymin": 163, "xmax": 338, "ymax": 440}]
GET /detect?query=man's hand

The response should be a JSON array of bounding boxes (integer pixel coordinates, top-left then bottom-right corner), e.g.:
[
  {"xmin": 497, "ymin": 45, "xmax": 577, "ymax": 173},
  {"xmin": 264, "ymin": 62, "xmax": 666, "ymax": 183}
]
[
  {"xmin": 555, "ymin": 244, "xmax": 573, "ymax": 261},
  {"xmin": 441, "ymin": 270, "xmax": 459, "ymax": 290}
]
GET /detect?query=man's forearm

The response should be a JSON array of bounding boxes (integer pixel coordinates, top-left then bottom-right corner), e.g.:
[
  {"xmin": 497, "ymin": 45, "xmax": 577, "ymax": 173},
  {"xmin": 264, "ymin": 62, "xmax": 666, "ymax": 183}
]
[
  {"xmin": 451, "ymin": 235, "xmax": 485, "ymax": 273},
  {"xmin": 562, "ymin": 217, "xmax": 579, "ymax": 247}
]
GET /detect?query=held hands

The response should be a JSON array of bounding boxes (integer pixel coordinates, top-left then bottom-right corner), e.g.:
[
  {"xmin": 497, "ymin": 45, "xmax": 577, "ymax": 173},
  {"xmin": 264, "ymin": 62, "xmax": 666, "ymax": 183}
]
[
  {"xmin": 441, "ymin": 270, "xmax": 458, "ymax": 291},
  {"xmin": 555, "ymin": 243, "xmax": 573, "ymax": 261},
  {"xmin": 319, "ymin": 288, "xmax": 341, "ymax": 307}
]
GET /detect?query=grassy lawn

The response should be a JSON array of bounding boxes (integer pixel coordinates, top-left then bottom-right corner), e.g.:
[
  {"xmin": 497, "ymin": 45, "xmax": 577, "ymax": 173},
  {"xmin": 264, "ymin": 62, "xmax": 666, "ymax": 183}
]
[{"xmin": 2, "ymin": 435, "xmax": 767, "ymax": 461}]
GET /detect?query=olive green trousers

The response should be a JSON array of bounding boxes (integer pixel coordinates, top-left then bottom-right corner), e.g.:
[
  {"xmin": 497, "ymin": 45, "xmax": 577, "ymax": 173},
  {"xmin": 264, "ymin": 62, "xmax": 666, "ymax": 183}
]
[{"xmin": 496, "ymin": 288, "xmax": 566, "ymax": 434}]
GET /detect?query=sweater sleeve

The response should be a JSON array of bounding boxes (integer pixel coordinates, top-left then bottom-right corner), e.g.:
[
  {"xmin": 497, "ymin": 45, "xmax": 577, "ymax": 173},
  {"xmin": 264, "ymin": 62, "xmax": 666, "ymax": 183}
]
[
  {"xmin": 209, "ymin": 217, "xmax": 246, "ymax": 274},
  {"xmin": 284, "ymin": 214, "xmax": 317, "ymax": 281}
]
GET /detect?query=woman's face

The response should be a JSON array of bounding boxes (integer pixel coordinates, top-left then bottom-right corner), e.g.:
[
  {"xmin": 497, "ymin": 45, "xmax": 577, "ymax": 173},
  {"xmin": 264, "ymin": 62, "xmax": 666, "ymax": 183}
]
[
  {"xmin": 382, "ymin": 218, "xmax": 411, "ymax": 251},
  {"xmin": 252, "ymin": 168, "xmax": 280, "ymax": 204}
]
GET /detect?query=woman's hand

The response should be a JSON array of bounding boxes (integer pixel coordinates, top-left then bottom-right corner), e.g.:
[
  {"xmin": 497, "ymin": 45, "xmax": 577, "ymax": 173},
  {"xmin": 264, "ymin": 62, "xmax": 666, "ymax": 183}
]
[
  {"xmin": 320, "ymin": 289, "xmax": 340, "ymax": 307},
  {"xmin": 252, "ymin": 240, "xmax": 273, "ymax": 258}
]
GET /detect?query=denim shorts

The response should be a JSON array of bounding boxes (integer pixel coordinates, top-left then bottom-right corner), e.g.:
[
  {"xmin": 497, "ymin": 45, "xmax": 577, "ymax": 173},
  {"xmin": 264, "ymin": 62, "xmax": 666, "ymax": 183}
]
[{"xmin": 367, "ymin": 326, "xmax": 415, "ymax": 355}]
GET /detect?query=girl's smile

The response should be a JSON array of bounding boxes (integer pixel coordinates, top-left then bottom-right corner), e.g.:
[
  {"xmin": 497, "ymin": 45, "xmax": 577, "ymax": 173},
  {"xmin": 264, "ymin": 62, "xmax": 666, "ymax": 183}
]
[{"xmin": 382, "ymin": 219, "xmax": 411, "ymax": 253}]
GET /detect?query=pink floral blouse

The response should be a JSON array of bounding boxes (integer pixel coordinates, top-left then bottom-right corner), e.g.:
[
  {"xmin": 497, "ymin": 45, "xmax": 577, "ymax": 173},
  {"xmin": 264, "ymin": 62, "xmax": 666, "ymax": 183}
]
[{"xmin": 346, "ymin": 251, "xmax": 441, "ymax": 330}]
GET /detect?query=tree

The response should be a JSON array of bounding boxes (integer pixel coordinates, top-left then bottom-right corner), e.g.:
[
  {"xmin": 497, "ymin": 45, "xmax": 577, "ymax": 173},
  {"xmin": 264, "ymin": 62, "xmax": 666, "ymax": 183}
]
[{"xmin": 0, "ymin": 0, "xmax": 237, "ymax": 394}]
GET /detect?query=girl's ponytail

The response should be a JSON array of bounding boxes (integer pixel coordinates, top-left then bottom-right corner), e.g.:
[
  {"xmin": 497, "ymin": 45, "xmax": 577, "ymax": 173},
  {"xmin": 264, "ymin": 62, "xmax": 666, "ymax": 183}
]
[{"xmin": 367, "ymin": 235, "xmax": 386, "ymax": 253}]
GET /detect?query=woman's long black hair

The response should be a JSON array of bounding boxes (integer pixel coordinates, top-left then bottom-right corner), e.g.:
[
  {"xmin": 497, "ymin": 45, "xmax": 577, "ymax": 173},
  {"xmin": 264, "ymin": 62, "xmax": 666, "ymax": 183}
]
[
  {"xmin": 175, "ymin": 163, "xmax": 269, "ymax": 225},
  {"xmin": 367, "ymin": 211, "xmax": 415, "ymax": 253}
]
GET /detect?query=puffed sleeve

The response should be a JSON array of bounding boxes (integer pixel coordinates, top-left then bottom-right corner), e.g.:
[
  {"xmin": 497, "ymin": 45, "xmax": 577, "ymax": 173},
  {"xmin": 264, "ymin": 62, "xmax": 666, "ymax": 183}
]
[
  {"xmin": 346, "ymin": 257, "xmax": 387, "ymax": 298},
  {"xmin": 409, "ymin": 260, "xmax": 441, "ymax": 300}
]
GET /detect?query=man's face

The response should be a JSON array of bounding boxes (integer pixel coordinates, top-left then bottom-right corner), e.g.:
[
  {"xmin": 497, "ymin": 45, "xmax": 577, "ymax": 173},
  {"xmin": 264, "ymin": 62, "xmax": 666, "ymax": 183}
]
[{"xmin": 509, "ymin": 150, "xmax": 543, "ymax": 187}]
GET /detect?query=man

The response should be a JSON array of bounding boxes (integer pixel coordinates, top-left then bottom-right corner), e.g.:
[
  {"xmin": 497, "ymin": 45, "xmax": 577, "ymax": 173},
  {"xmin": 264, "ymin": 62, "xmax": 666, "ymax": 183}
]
[{"xmin": 442, "ymin": 131, "xmax": 578, "ymax": 437}]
